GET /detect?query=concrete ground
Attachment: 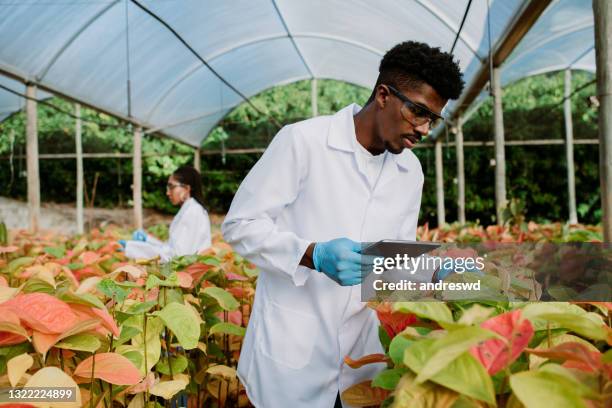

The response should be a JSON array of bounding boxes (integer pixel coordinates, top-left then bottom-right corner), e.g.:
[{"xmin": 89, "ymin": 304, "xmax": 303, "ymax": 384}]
[{"xmin": 0, "ymin": 196, "xmax": 176, "ymax": 235}]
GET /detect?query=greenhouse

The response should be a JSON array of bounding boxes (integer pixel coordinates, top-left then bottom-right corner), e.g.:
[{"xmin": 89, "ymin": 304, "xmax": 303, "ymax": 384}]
[{"xmin": 0, "ymin": 0, "xmax": 610, "ymax": 407}]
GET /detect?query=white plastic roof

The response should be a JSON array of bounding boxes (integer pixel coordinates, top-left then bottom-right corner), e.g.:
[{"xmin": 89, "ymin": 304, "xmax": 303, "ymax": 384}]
[
  {"xmin": 0, "ymin": 0, "xmax": 592, "ymax": 147},
  {"xmin": 457, "ymin": 0, "xmax": 595, "ymax": 124}
]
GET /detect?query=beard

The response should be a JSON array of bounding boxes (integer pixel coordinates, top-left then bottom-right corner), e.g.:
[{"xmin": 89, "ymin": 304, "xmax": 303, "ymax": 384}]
[{"xmin": 384, "ymin": 139, "xmax": 404, "ymax": 154}]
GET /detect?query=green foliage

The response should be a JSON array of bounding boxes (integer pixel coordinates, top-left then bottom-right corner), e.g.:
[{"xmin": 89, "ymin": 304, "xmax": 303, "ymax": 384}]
[
  {"xmin": 0, "ymin": 72, "xmax": 600, "ymax": 225},
  {"xmin": 422, "ymin": 70, "xmax": 599, "ymax": 226}
]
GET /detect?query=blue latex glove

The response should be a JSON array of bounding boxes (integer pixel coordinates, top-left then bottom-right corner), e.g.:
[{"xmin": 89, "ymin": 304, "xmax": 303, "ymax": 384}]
[
  {"xmin": 118, "ymin": 240, "xmax": 126, "ymax": 252},
  {"xmin": 132, "ymin": 229, "xmax": 147, "ymax": 242},
  {"xmin": 313, "ymin": 238, "xmax": 370, "ymax": 286},
  {"xmin": 435, "ymin": 260, "xmax": 484, "ymax": 282},
  {"xmin": 435, "ymin": 264, "xmax": 454, "ymax": 281}
]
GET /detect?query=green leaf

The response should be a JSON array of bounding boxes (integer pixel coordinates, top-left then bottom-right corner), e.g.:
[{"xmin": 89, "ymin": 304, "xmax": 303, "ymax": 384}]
[
  {"xmin": 389, "ymin": 335, "xmax": 413, "ymax": 366},
  {"xmin": 59, "ymin": 291, "xmax": 105, "ymax": 310},
  {"xmin": 200, "ymin": 256, "xmax": 220, "ymax": 266},
  {"xmin": 121, "ymin": 350, "xmax": 143, "ymax": 373},
  {"xmin": 372, "ymin": 367, "xmax": 408, "ymax": 390},
  {"xmin": 43, "ymin": 246, "xmax": 65, "ymax": 259},
  {"xmin": 158, "ymin": 288, "xmax": 184, "ymax": 308},
  {"xmin": 201, "ymin": 287, "xmax": 239, "ymax": 311},
  {"xmin": 602, "ymin": 349, "xmax": 612, "ymax": 364},
  {"xmin": 393, "ymin": 302, "xmax": 453, "ymax": 325},
  {"xmin": 155, "ymin": 355, "xmax": 188, "ymax": 376},
  {"xmin": 393, "ymin": 372, "xmax": 459, "ymax": 408},
  {"xmin": 415, "ymin": 327, "xmax": 498, "ymax": 383},
  {"xmin": 66, "ymin": 262, "xmax": 84, "ymax": 271},
  {"xmin": 96, "ymin": 278, "xmax": 129, "ymax": 303},
  {"xmin": 0, "ymin": 343, "xmax": 31, "ymax": 366},
  {"xmin": 8, "ymin": 257, "xmax": 35, "ymax": 274},
  {"xmin": 404, "ymin": 339, "xmax": 495, "ymax": 405},
  {"xmin": 209, "ymin": 322, "xmax": 246, "ymax": 337},
  {"xmin": 510, "ymin": 370, "xmax": 588, "ymax": 408},
  {"xmin": 132, "ymin": 316, "xmax": 164, "ymax": 372},
  {"xmin": 378, "ymin": 326, "xmax": 391, "ymax": 351},
  {"xmin": 523, "ymin": 303, "xmax": 608, "ymax": 340},
  {"xmin": 457, "ymin": 305, "xmax": 494, "ymax": 326},
  {"xmin": 145, "ymin": 273, "xmax": 179, "ymax": 291},
  {"xmin": 116, "ymin": 326, "xmax": 141, "ymax": 347},
  {"xmin": 126, "ymin": 301, "xmax": 157, "ymax": 315},
  {"xmin": 55, "ymin": 334, "xmax": 101, "ymax": 353},
  {"xmin": 22, "ymin": 279, "xmax": 54, "ymax": 294},
  {"xmin": 153, "ymin": 303, "xmax": 201, "ymax": 349}
]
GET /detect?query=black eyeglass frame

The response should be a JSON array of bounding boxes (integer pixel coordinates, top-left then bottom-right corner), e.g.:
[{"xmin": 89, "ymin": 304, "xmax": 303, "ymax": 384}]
[{"xmin": 384, "ymin": 84, "xmax": 445, "ymax": 129}]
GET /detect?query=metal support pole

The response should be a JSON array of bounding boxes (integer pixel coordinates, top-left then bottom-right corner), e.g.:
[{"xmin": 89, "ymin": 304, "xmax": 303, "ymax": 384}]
[
  {"xmin": 492, "ymin": 67, "xmax": 507, "ymax": 225},
  {"xmin": 26, "ymin": 84, "xmax": 40, "ymax": 232},
  {"xmin": 455, "ymin": 116, "xmax": 466, "ymax": 224},
  {"xmin": 133, "ymin": 126, "xmax": 143, "ymax": 230},
  {"xmin": 311, "ymin": 78, "xmax": 318, "ymax": 117},
  {"xmin": 594, "ymin": 0, "xmax": 612, "ymax": 240},
  {"xmin": 564, "ymin": 69, "xmax": 578, "ymax": 224},
  {"xmin": 194, "ymin": 147, "xmax": 201, "ymax": 172},
  {"xmin": 75, "ymin": 103, "xmax": 84, "ymax": 234},
  {"xmin": 435, "ymin": 138, "xmax": 446, "ymax": 227}
]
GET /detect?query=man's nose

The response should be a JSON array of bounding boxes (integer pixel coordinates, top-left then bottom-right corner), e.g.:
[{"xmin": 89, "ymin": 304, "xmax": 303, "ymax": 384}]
[{"xmin": 414, "ymin": 122, "xmax": 430, "ymax": 136}]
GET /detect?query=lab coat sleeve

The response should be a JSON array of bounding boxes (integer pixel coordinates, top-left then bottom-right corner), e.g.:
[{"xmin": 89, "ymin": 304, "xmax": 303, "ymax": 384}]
[
  {"xmin": 165, "ymin": 205, "xmax": 212, "ymax": 261},
  {"xmin": 145, "ymin": 234, "xmax": 164, "ymax": 246},
  {"xmin": 124, "ymin": 240, "xmax": 163, "ymax": 260},
  {"xmin": 222, "ymin": 125, "xmax": 312, "ymax": 286}
]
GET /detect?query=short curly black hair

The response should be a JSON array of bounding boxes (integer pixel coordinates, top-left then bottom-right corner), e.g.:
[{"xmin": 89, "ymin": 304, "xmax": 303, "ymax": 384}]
[{"xmin": 367, "ymin": 41, "xmax": 464, "ymax": 104}]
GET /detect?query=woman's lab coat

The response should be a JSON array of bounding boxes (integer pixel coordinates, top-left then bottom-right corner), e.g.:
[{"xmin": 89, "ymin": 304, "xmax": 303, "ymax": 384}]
[
  {"xmin": 222, "ymin": 104, "xmax": 423, "ymax": 408},
  {"xmin": 125, "ymin": 197, "xmax": 211, "ymax": 262}
]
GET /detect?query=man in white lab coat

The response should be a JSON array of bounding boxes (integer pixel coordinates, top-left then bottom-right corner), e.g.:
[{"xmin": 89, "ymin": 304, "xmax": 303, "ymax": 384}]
[{"xmin": 222, "ymin": 41, "xmax": 464, "ymax": 407}]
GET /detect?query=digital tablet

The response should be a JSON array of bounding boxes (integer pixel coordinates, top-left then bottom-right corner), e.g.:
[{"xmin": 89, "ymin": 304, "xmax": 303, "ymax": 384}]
[{"xmin": 362, "ymin": 239, "xmax": 440, "ymax": 258}]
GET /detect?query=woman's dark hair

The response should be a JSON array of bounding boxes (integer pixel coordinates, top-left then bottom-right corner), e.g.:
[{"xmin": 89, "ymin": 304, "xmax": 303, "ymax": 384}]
[{"xmin": 173, "ymin": 166, "xmax": 206, "ymax": 209}]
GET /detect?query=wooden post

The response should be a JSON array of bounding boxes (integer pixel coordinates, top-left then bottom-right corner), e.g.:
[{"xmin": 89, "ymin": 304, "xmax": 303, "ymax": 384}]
[
  {"xmin": 133, "ymin": 126, "xmax": 143, "ymax": 230},
  {"xmin": 26, "ymin": 84, "xmax": 40, "ymax": 232},
  {"xmin": 455, "ymin": 116, "xmax": 466, "ymax": 224},
  {"xmin": 311, "ymin": 78, "xmax": 318, "ymax": 117},
  {"xmin": 194, "ymin": 147, "xmax": 201, "ymax": 172},
  {"xmin": 435, "ymin": 138, "xmax": 446, "ymax": 227},
  {"xmin": 75, "ymin": 103, "xmax": 84, "ymax": 234},
  {"xmin": 594, "ymin": 0, "xmax": 612, "ymax": 240},
  {"xmin": 564, "ymin": 69, "xmax": 578, "ymax": 225},
  {"xmin": 492, "ymin": 67, "xmax": 507, "ymax": 225}
]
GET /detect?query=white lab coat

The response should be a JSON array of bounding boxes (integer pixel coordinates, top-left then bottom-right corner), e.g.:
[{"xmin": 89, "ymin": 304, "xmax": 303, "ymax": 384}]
[
  {"xmin": 125, "ymin": 198, "xmax": 211, "ymax": 262},
  {"xmin": 222, "ymin": 104, "xmax": 423, "ymax": 407}
]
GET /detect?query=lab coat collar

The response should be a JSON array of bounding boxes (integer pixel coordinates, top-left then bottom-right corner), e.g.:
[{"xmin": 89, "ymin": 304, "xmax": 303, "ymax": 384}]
[{"xmin": 327, "ymin": 104, "xmax": 413, "ymax": 171}]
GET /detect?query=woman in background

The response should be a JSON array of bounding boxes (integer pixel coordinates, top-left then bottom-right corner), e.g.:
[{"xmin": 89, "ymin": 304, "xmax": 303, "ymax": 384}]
[{"xmin": 120, "ymin": 165, "xmax": 211, "ymax": 262}]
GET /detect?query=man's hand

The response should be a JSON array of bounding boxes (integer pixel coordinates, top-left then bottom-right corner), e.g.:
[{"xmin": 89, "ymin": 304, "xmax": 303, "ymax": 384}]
[{"xmin": 312, "ymin": 238, "xmax": 370, "ymax": 286}]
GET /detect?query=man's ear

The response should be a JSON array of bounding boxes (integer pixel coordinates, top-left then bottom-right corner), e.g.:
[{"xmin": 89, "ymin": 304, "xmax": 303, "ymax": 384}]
[{"xmin": 375, "ymin": 85, "xmax": 389, "ymax": 109}]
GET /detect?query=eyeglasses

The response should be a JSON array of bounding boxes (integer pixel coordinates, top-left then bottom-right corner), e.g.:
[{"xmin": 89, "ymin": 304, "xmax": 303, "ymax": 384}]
[
  {"xmin": 166, "ymin": 182, "xmax": 185, "ymax": 191},
  {"xmin": 385, "ymin": 84, "xmax": 444, "ymax": 130}
]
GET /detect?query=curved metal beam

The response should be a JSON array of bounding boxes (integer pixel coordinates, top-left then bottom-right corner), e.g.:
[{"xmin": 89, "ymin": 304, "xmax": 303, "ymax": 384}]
[
  {"xmin": 270, "ymin": 0, "xmax": 314, "ymax": 78},
  {"xmin": 36, "ymin": 1, "xmax": 120, "ymax": 81},
  {"xmin": 569, "ymin": 45, "xmax": 594, "ymax": 69},
  {"xmin": 145, "ymin": 33, "xmax": 383, "ymax": 121},
  {"xmin": 415, "ymin": 0, "xmax": 481, "ymax": 58},
  {"xmin": 505, "ymin": 22, "xmax": 593, "ymax": 66}
]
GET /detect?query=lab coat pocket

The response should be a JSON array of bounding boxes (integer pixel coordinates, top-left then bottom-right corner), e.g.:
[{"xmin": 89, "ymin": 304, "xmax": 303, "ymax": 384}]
[{"xmin": 260, "ymin": 300, "xmax": 319, "ymax": 370}]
